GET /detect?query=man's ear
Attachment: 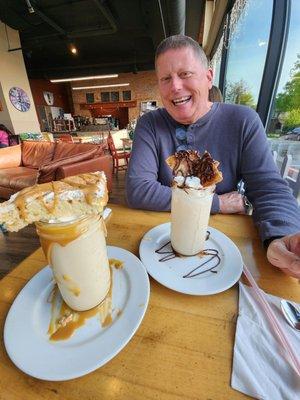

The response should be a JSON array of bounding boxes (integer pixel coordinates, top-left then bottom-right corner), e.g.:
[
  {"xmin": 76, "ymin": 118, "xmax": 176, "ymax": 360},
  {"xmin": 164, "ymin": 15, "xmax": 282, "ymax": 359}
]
[{"xmin": 207, "ymin": 68, "xmax": 213, "ymax": 89}]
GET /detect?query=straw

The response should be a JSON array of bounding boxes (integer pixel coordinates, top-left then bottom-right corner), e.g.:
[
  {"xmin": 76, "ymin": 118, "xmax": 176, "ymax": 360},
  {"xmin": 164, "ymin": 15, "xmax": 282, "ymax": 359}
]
[{"xmin": 243, "ymin": 264, "xmax": 300, "ymax": 376}]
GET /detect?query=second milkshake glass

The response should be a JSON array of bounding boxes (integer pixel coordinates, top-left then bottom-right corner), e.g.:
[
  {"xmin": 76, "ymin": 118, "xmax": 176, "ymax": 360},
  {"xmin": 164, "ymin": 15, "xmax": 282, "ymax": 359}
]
[{"xmin": 170, "ymin": 185, "xmax": 215, "ymax": 256}]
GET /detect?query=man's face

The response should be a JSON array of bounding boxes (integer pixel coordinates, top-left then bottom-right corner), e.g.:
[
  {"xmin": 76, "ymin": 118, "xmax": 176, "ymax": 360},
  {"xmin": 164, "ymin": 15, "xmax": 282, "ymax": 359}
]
[{"xmin": 156, "ymin": 47, "xmax": 213, "ymax": 124}]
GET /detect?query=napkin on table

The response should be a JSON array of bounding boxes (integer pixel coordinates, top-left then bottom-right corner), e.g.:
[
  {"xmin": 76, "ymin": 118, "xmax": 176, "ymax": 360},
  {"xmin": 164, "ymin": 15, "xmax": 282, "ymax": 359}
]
[{"xmin": 231, "ymin": 282, "xmax": 300, "ymax": 400}]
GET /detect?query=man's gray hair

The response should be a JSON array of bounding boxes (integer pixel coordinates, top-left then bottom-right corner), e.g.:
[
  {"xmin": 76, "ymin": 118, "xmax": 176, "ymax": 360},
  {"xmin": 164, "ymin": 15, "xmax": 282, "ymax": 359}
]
[{"xmin": 155, "ymin": 35, "xmax": 208, "ymax": 68}]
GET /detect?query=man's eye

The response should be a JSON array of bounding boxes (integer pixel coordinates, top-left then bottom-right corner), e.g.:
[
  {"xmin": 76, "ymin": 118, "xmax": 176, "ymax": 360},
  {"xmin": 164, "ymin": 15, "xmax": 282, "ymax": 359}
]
[
  {"xmin": 180, "ymin": 71, "xmax": 192, "ymax": 78},
  {"xmin": 161, "ymin": 76, "xmax": 171, "ymax": 83}
]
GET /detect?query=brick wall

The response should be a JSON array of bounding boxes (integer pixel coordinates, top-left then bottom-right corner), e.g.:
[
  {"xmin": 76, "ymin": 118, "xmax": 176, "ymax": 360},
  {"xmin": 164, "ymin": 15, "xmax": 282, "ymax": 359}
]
[
  {"xmin": 29, "ymin": 79, "xmax": 72, "ymax": 111},
  {"xmin": 71, "ymin": 70, "xmax": 162, "ymax": 122}
]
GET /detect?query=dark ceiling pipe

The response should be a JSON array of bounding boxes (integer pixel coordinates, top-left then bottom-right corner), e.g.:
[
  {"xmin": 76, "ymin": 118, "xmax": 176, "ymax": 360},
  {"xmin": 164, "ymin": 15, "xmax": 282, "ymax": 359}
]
[
  {"xmin": 30, "ymin": 1, "xmax": 67, "ymax": 36},
  {"xmin": 151, "ymin": 0, "xmax": 186, "ymax": 48},
  {"xmin": 23, "ymin": 0, "xmax": 117, "ymax": 41},
  {"xmin": 166, "ymin": 0, "xmax": 185, "ymax": 36},
  {"xmin": 28, "ymin": 57, "xmax": 154, "ymax": 74}
]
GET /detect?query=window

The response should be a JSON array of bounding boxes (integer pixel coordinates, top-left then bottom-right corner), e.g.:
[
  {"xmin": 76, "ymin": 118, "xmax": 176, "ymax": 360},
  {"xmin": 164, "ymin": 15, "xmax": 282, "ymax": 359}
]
[
  {"xmin": 211, "ymin": 34, "xmax": 223, "ymax": 87},
  {"xmin": 111, "ymin": 91, "xmax": 119, "ymax": 102},
  {"xmin": 224, "ymin": 0, "xmax": 273, "ymax": 109},
  {"xmin": 267, "ymin": 0, "xmax": 300, "ymax": 141},
  {"xmin": 101, "ymin": 92, "xmax": 110, "ymax": 102},
  {"xmin": 86, "ymin": 93, "xmax": 94, "ymax": 104},
  {"xmin": 122, "ymin": 90, "xmax": 131, "ymax": 101}
]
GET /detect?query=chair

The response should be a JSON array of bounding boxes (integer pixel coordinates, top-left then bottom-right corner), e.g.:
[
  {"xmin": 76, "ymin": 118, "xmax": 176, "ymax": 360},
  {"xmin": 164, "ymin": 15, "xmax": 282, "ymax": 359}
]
[{"xmin": 107, "ymin": 133, "xmax": 130, "ymax": 174}]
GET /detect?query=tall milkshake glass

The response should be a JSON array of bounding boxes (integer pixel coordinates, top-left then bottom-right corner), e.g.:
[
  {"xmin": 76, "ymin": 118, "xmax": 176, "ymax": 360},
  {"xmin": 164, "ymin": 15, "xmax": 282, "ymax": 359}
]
[
  {"xmin": 36, "ymin": 214, "xmax": 110, "ymax": 311},
  {"xmin": 170, "ymin": 185, "xmax": 215, "ymax": 256}
]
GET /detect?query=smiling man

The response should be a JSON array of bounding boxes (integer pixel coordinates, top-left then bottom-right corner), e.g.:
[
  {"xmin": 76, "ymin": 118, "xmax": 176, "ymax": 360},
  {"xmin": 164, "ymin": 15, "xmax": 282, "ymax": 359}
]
[
  {"xmin": 156, "ymin": 44, "xmax": 213, "ymax": 125},
  {"xmin": 126, "ymin": 35, "xmax": 300, "ymax": 278}
]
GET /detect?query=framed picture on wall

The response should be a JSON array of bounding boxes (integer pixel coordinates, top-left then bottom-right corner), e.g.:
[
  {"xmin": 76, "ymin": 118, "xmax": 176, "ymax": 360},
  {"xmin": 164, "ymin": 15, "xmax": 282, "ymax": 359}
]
[
  {"xmin": 86, "ymin": 93, "xmax": 95, "ymax": 103},
  {"xmin": 122, "ymin": 90, "xmax": 131, "ymax": 101},
  {"xmin": 111, "ymin": 91, "xmax": 119, "ymax": 102},
  {"xmin": 101, "ymin": 92, "xmax": 110, "ymax": 102}
]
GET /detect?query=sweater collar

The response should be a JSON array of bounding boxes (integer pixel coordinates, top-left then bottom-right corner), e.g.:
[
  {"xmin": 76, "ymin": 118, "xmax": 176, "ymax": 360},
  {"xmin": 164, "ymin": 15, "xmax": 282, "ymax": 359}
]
[{"xmin": 161, "ymin": 102, "xmax": 220, "ymax": 129}]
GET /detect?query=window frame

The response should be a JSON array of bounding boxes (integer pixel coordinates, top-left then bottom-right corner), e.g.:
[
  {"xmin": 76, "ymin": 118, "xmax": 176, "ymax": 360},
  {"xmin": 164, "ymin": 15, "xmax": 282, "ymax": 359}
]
[{"xmin": 211, "ymin": 0, "xmax": 291, "ymax": 128}]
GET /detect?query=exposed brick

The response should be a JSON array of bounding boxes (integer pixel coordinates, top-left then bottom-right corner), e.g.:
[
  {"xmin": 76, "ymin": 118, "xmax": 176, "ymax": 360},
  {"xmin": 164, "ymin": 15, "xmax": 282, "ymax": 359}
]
[{"xmin": 71, "ymin": 70, "xmax": 162, "ymax": 122}]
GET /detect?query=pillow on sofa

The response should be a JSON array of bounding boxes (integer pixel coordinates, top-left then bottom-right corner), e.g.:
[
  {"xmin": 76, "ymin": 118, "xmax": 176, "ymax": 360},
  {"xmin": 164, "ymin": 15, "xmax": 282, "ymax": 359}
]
[
  {"xmin": 37, "ymin": 147, "xmax": 99, "ymax": 183},
  {"xmin": 22, "ymin": 141, "xmax": 56, "ymax": 169},
  {"xmin": 0, "ymin": 145, "xmax": 21, "ymax": 168},
  {"xmin": 53, "ymin": 142, "xmax": 105, "ymax": 161}
]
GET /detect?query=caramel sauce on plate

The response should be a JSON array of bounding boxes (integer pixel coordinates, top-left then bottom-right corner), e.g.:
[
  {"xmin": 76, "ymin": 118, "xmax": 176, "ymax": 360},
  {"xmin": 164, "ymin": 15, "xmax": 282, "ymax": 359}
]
[{"xmin": 48, "ymin": 259, "xmax": 123, "ymax": 341}]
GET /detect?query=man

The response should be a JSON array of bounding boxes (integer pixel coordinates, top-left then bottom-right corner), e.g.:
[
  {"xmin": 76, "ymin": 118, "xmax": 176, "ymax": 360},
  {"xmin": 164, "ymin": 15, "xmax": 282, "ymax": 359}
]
[{"xmin": 126, "ymin": 35, "xmax": 300, "ymax": 278}]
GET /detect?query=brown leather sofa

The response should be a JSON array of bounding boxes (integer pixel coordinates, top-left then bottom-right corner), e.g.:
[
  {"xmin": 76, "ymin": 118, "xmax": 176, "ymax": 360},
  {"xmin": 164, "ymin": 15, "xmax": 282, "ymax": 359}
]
[{"xmin": 0, "ymin": 141, "xmax": 113, "ymax": 199}]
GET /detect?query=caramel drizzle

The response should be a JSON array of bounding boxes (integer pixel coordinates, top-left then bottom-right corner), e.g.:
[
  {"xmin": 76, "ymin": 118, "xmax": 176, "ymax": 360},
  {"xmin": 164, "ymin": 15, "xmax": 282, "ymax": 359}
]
[
  {"xmin": 48, "ymin": 259, "xmax": 123, "ymax": 341},
  {"xmin": 12, "ymin": 173, "xmax": 107, "ymax": 223},
  {"xmin": 154, "ymin": 231, "xmax": 221, "ymax": 278},
  {"xmin": 172, "ymin": 150, "xmax": 218, "ymax": 187},
  {"xmin": 36, "ymin": 215, "xmax": 99, "ymax": 264}
]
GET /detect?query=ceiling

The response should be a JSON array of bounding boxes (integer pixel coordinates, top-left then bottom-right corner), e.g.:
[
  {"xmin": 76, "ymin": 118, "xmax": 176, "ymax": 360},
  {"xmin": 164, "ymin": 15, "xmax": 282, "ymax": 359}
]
[{"xmin": 0, "ymin": 0, "xmax": 205, "ymax": 80}]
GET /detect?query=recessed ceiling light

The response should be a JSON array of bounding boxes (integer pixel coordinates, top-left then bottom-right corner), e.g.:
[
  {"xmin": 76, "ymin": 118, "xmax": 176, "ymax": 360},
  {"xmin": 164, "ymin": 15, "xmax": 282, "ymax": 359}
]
[
  {"xmin": 72, "ymin": 83, "xmax": 130, "ymax": 90},
  {"xmin": 69, "ymin": 43, "xmax": 78, "ymax": 55},
  {"xmin": 50, "ymin": 74, "xmax": 119, "ymax": 83}
]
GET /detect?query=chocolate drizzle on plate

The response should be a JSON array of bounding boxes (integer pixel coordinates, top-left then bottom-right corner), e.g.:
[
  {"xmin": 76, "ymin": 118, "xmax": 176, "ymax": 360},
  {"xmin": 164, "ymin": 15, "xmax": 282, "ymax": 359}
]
[
  {"xmin": 182, "ymin": 249, "xmax": 220, "ymax": 278},
  {"xmin": 154, "ymin": 231, "xmax": 220, "ymax": 278}
]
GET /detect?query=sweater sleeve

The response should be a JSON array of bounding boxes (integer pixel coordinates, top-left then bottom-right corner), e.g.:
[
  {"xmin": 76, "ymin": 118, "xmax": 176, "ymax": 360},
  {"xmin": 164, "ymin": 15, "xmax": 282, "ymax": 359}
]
[
  {"xmin": 241, "ymin": 113, "xmax": 300, "ymax": 242},
  {"xmin": 126, "ymin": 115, "xmax": 172, "ymax": 211}
]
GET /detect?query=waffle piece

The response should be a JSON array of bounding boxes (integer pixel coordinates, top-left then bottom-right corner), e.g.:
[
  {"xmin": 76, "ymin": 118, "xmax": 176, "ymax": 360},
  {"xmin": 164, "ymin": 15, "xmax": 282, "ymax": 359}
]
[
  {"xmin": 0, "ymin": 171, "xmax": 108, "ymax": 232},
  {"xmin": 166, "ymin": 150, "xmax": 223, "ymax": 187}
]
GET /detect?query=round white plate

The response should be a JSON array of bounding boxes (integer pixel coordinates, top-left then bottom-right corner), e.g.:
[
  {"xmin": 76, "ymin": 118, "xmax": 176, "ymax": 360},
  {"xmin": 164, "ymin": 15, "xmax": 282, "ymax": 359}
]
[
  {"xmin": 139, "ymin": 223, "xmax": 243, "ymax": 295},
  {"xmin": 4, "ymin": 246, "xmax": 150, "ymax": 381}
]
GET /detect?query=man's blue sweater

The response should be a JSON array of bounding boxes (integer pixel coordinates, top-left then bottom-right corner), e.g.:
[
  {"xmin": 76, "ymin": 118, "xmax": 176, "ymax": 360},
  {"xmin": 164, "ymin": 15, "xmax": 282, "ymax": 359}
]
[{"xmin": 126, "ymin": 103, "xmax": 300, "ymax": 242}]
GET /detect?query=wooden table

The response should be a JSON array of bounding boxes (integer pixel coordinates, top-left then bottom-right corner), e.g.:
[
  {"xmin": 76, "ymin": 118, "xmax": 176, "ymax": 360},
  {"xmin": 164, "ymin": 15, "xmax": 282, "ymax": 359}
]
[{"xmin": 1, "ymin": 204, "xmax": 299, "ymax": 399}]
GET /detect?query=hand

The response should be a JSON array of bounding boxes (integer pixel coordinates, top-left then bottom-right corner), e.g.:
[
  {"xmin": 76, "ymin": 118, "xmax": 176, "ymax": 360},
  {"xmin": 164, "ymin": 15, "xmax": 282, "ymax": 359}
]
[
  {"xmin": 267, "ymin": 233, "xmax": 300, "ymax": 278},
  {"xmin": 218, "ymin": 191, "xmax": 246, "ymax": 214}
]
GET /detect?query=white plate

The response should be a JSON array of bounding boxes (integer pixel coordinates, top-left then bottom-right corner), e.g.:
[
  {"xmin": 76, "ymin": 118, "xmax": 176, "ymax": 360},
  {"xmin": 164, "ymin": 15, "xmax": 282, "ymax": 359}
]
[
  {"xmin": 4, "ymin": 246, "xmax": 150, "ymax": 381},
  {"xmin": 139, "ymin": 223, "xmax": 243, "ymax": 295}
]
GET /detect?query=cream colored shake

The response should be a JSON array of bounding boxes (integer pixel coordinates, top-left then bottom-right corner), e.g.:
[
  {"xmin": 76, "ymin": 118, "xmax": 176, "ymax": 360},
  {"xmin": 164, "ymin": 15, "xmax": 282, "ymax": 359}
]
[
  {"xmin": 171, "ymin": 184, "xmax": 214, "ymax": 255},
  {"xmin": 166, "ymin": 150, "xmax": 223, "ymax": 256},
  {"xmin": 36, "ymin": 214, "xmax": 110, "ymax": 311},
  {"xmin": 0, "ymin": 172, "xmax": 111, "ymax": 311}
]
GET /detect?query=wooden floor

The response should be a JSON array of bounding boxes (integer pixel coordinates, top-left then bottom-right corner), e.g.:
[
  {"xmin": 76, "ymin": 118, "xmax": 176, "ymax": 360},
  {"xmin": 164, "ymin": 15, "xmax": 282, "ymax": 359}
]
[{"xmin": 0, "ymin": 171, "xmax": 127, "ymax": 279}]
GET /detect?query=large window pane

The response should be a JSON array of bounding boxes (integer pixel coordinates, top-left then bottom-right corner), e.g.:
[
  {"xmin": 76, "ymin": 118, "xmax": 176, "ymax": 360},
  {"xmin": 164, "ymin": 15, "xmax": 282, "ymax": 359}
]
[
  {"xmin": 267, "ymin": 0, "xmax": 300, "ymax": 139},
  {"xmin": 224, "ymin": 0, "xmax": 273, "ymax": 108},
  {"xmin": 267, "ymin": 0, "xmax": 300, "ymax": 202}
]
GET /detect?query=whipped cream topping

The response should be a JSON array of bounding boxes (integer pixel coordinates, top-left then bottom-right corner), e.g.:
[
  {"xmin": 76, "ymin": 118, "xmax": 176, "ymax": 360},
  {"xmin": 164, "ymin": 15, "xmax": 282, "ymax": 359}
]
[{"xmin": 174, "ymin": 175, "xmax": 203, "ymax": 189}]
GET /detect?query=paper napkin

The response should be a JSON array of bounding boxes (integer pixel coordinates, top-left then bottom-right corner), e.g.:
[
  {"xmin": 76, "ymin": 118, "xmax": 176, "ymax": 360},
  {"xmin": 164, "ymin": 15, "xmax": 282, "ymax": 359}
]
[{"xmin": 231, "ymin": 282, "xmax": 300, "ymax": 399}]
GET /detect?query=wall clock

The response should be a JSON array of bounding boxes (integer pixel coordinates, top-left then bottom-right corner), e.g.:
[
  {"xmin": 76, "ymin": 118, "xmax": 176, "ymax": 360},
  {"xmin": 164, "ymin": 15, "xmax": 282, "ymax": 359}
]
[{"xmin": 9, "ymin": 87, "xmax": 31, "ymax": 112}]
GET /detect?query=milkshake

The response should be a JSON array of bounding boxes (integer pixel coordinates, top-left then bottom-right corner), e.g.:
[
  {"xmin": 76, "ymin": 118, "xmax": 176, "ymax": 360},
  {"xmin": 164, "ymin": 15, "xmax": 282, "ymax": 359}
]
[
  {"xmin": 166, "ymin": 150, "xmax": 223, "ymax": 256},
  {"xmin": 171, "ymin": 184, "xmax": 215, "ymax": 255},
  {"xmin": 0, "ymin": 172, "xmax": 111, "ymax": 312},
  {"xmin": 36, "ymin": 214, "xmax": 110, "ymax": 311}
]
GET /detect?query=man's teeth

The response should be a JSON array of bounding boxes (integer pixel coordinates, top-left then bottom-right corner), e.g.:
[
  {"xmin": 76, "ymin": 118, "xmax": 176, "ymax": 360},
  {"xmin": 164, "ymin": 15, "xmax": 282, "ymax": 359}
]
[{"xmin": 172, "ymin": 96, "xmax": 191, "ymax": 105}]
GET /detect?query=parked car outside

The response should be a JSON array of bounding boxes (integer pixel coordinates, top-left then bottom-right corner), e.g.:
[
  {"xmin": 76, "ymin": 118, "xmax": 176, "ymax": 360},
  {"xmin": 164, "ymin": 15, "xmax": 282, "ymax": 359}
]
[{"xmin": 282, "ymin": 127, "xmax": 300, "ymax": 141}]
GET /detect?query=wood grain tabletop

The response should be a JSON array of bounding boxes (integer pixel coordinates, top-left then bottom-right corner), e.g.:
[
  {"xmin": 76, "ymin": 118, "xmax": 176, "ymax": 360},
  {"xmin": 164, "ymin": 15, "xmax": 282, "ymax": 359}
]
[{"xmin": 0, "ymin": 204, "xmax": 299, "ymax": 400}]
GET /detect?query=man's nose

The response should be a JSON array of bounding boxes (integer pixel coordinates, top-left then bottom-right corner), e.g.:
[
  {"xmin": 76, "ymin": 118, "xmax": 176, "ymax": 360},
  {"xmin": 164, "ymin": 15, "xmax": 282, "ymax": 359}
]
[{"xmin": 170, "ymin": 76, "xmax": 183, "ymax": 92}]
